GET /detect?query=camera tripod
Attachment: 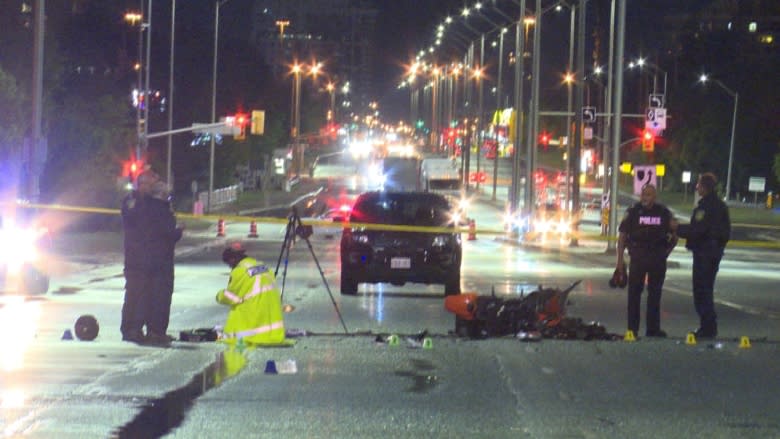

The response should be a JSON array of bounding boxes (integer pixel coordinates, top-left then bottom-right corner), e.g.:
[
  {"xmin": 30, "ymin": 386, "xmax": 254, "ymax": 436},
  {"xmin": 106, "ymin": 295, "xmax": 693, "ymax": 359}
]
[{"xmin": 275, "ymin": 207, "xmax": 348, "ymax": 333}]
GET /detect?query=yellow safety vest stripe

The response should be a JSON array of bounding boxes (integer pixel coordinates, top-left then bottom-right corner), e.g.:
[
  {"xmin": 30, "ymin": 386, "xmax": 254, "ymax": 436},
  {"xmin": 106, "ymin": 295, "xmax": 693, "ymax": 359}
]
[
  {"xmin": 222, "ymin": 290, "xmax": 242, "ymax": 304},
  {"xmin": 231, "ymin": 321, "xmax": 284, "ymax": 339},
  {"xmin": 242, "ymin": 277, "xmax": 276, "ymax": 301}
]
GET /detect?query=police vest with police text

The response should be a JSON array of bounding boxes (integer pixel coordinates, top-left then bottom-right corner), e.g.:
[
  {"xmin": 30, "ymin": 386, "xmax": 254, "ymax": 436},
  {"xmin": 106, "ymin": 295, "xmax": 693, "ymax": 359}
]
[{"xmin": 624, "ymin": 203, "xmax": 672, "ymax": 251}]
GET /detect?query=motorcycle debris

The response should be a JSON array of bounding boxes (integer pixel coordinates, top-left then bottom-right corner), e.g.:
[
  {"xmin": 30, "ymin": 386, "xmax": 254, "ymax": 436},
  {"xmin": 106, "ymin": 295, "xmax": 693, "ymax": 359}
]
[{"xmin": 516, "ymin": 330, "xmax": 542, "ymax": 342}]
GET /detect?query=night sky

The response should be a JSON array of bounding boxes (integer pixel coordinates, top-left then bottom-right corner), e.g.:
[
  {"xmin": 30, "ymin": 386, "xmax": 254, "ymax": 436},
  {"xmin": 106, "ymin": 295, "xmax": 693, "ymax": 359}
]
[
  {"xmin": 372, "ymin": 0, "xmax": 716, "ymax": 119},
  {"xmin": 122, "ymin": 0, "xmax": 718, "ymax": 120}
]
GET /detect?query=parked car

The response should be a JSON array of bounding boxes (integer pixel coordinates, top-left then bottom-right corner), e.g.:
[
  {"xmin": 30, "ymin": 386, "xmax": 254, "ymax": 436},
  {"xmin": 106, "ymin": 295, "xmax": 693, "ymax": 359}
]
[{"xmin": 339, "ymin": 191, "xmax": 462, "ymax": 296}]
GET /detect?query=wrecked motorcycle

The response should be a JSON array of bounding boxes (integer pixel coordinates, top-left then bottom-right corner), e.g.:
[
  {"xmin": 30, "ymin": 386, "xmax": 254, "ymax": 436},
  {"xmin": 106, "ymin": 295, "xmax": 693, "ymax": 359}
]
[{"xmin": 445, "ymin": 280, "xmax": 617, "ymax": 341}]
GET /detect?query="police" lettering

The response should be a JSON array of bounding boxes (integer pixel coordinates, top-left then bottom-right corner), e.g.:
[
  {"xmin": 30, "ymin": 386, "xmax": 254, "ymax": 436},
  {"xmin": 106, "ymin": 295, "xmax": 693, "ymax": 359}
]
[
  {"xmin": 247, "ymin": 265, "xmax": 269, "ymax": 276},
  {"xmin": 638, "ymin": 216, "xmax": 661, "ymax": 225}
]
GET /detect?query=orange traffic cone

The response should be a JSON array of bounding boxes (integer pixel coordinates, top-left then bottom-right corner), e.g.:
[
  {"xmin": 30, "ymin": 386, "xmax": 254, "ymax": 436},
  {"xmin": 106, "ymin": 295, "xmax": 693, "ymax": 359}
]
[
  {"xmin": 468, "ymin": 219, "xmax": 477, "ymax": 241},
  {"xmin": 216, "ymin": 218, "xmax": 226, "ymax": 237},
  {"xmin": 248, "ymin": 220, "xmax": 259, "ymax": 238}
]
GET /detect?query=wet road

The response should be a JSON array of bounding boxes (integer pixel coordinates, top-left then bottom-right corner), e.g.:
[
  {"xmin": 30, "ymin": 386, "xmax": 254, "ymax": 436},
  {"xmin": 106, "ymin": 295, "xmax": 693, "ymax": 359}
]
[{"xmin": 2, "ymin": 166, "xmax": 780, "ymax": 438}]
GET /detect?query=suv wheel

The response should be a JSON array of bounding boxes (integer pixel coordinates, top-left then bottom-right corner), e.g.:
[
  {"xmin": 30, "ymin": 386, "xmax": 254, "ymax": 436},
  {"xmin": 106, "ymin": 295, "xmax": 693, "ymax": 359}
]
[
  {"xmin": 444, "ymin": 269, "xmax": 461, "ymax": 296},
  {"xmin": 340, "ymin": 268, "xmax": 358, "ymax": 295}
]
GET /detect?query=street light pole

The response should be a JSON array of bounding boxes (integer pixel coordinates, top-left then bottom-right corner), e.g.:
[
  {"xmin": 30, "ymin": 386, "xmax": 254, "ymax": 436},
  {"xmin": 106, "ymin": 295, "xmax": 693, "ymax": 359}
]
[
  {"xmin": 528, "ymin": 0, "xmax": 542, "ymax": 216},
  {"xmin": 291, "ymin": 64, "xmax": 301, "ymax": 138},
  {"xmin": 631, "ymin": 57, "xmax": 668, "ymax": 102},
  {"xmin": 143, "ymin": 0, "xmax": 152, "ymax": 152},
  {"xmin": 476, "ymin": 34, "xmax": 485, "ymax": 190},
  {"xmin": 608, "ymin": 0, "xmax": 627, "ymax": 250},
  {"xmin": 565, "ymin": 2, "xmax": 575, "ymax": 210},
  {"xmin": 166, "ymin": 0, "xmax": 175, "ymax": 188},
  {"xmin": 700, "ymin": 75, "xmax": 738, "ymax": 201},
  {"xmin": 602, "ymin": 0, "xmax": 616, "ymax": 239},
  {"xmin": 491, "ymin": 28, "xmax": 505, "ymax": 201},
  {"xmin": 431, "ymin": 67, "xmax": 439, "ymax": 148},
  {"xmin": 570, "ymin": 0, "xmax": 587, "ymax": 247},
  {"xmin": 134, "ymin": 6, "xmax": 144, "ymax": 162},
  {"xmin": 726, "ymin": 92, "xmax": 738, "ymax": 200},
  {"xmin": 510, "ymin": 1, "xmax": 526, "ymax": 213},
  {"xmin": 208, "ymin": 0, "xmax": 230, "ymax": 212}
]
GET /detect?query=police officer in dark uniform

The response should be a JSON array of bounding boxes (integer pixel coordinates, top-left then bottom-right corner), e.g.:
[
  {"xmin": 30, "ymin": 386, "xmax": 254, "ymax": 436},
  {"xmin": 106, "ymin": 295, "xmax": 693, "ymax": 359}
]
[
  {"xmin": 616, "ymin": 184, "xmax": 677, "ymax": 337},
  {"xmin": 121, "ymin": 170, "xmax": 183, "ymax": 344},
  {"xmin": 674, "ymin": 172, "xmax": 730, "ymax": 339},
  {"xmin": 145, "ymin": 179, "xmax": 182, "ymax": 342}
]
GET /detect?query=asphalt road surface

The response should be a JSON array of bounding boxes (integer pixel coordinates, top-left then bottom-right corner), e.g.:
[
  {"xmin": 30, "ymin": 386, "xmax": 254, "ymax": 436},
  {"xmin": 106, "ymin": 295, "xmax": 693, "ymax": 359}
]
[{"xmin": 2, "ymin": 170, "xmax": 779, "ymax": 438}]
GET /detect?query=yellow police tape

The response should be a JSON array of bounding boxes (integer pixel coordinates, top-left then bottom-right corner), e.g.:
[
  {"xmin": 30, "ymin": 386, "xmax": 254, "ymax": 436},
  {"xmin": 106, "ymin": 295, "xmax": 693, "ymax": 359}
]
[{"xmin": 11, "ymin": 201, "xmax": 780, "ymax": 250}]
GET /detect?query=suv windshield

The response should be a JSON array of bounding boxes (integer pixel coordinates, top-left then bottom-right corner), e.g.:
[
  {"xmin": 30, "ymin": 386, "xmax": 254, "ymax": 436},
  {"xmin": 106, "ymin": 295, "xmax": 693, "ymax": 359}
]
[{"xmin": 351, "ymin": 193, "xmax": 451, "ymax": 227}]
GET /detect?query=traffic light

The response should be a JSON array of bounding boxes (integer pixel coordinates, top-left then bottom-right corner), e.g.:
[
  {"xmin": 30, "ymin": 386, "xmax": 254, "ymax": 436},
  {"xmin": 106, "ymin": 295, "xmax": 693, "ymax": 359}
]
[
  {"xmin": 123, "ymin": 158, "xmax": 144, "ymax": 182},
  {"xmin": 641, "ymin": 130, "xmax": 655, "ymax": 152},
  {"xmin": 233, "ymin": 113, "xmax": 249, "ymax": 140},
  {"xmin": 539, "ymin": 132, "xmax": 550, "ymax": 149}
]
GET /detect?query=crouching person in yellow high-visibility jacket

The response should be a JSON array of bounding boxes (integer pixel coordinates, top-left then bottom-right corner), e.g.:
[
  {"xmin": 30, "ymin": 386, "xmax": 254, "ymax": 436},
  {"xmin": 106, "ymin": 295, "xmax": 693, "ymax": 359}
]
[{"xmin": 216, "ymin": 243, "xmax": 286, "ymax": 346}]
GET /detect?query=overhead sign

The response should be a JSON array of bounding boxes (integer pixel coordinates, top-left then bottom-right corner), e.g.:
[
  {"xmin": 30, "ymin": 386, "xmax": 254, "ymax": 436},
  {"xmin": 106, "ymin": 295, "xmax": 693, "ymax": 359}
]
[
  {"xmin": 633, "ymin": 165, "xmax": 658, "ymax": 195},
  {"xmin": 646, "ymin": 108, "xmax": 667, "ymax": 130},
  {"xmin": 582, "ymin": 106, "xmax": 596, "ymax": 124},
  {"xmin": 749, "ymin": 176, "xmax": 766, "ymax": 193},
  {"xmin": 649, "ymin": 93, "xmax": 665, "ymax": 109},
  {"xmin": 682, "ymin": 171, "xmax": 691, "ymax": 183}
]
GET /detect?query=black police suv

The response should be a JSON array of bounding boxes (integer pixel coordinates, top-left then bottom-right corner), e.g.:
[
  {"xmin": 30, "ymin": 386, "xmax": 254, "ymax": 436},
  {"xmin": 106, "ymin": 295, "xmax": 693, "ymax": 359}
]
[{"xmin": 340, "ymin": 191, "xmax": 462, "ymax": 296}]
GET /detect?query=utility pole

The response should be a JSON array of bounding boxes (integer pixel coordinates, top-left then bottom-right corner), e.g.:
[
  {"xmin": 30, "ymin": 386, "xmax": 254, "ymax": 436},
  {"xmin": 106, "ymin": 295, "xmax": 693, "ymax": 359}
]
[
  {"xmin": 510, "ymin": 0, "xmax": 526, "ymax": 214},
  {"xmin": 570, "ymin": 0, "xmax": 587, "ymax": 246},
  {"xmin": 528, "ymin": 0, "xmax": 542, "ymax": 217},
  {"xmin": 29, "ymin": 0, "xmax": 45, "ymax": 202},
  {"xmin": 608, "ymin": 0, "xmax": 627, "ymax": 250},
  {"xmin": 167, "ymin": 0, "xmax": 176, "ymax": 188}
]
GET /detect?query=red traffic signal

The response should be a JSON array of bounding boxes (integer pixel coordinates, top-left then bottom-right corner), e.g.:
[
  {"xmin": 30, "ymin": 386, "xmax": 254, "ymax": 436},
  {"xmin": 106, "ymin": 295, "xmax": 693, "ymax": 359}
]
[
  {"xmin": 234, "ymin": 113, "xmax": 249, "ymax": 127},
  {"xmin": 538, "ymin": 132, "xmax": 551, "ymax": 148},
  {"xmin": 229, "ymin": 113, "xmax": 249, "ymax": 140},
  {"xmin": 641, "ymin": 130, "xmax": 655, "ymax": 152},
  {"xmin": 123, "ymin": 158, "xmax": 145, "ymax": 180}
]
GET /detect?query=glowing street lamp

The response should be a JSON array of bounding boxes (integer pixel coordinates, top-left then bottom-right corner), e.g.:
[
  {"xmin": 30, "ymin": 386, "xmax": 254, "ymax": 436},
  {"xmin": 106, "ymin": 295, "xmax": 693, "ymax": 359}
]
[
  {"xmin": 290, "ymin": 61, "xmax": 325, "ymax": 139},
  {"xmin": 124, "ymin": 11, "xmax": 142, "ymax": 25}
]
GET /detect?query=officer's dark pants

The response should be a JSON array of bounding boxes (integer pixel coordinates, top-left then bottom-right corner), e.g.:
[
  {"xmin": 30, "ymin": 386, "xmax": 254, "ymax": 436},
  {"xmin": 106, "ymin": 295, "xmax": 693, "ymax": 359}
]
[
  {"xmin": 692, "ymin": 244, "xmax": 723, "ymax": 335},
  {"xmin": 121, "ymin": 268, "xmax": 174, "ymax": 338},
  {"xmin": 146, "ymin": 268, "xmax": 174, "ymax": 336},
  {"xmin": 121, "ymin": 269, "xmax": 152, "ymax": 339},
  {"xmin": 627, "ymin": 249, "xmax": 667, "ymax": 334}
]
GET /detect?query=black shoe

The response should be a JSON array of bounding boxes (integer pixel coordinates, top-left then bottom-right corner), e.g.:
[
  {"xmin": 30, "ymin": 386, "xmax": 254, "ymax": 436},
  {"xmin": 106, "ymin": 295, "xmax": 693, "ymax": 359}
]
[
  {"xmin": 646, "ymin": 330, "xmax": 667, "ymax": 338},
  {"xmin": 122, "ymin": 331, "xmax": 146, "ymax": 344},
  {"xmin": 694, "ymin": 328, "xmax": 717, "ymax": 339},
  {"xmin": 143, "ymin": 333, "xmax": 174, "ymax": 346}
]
